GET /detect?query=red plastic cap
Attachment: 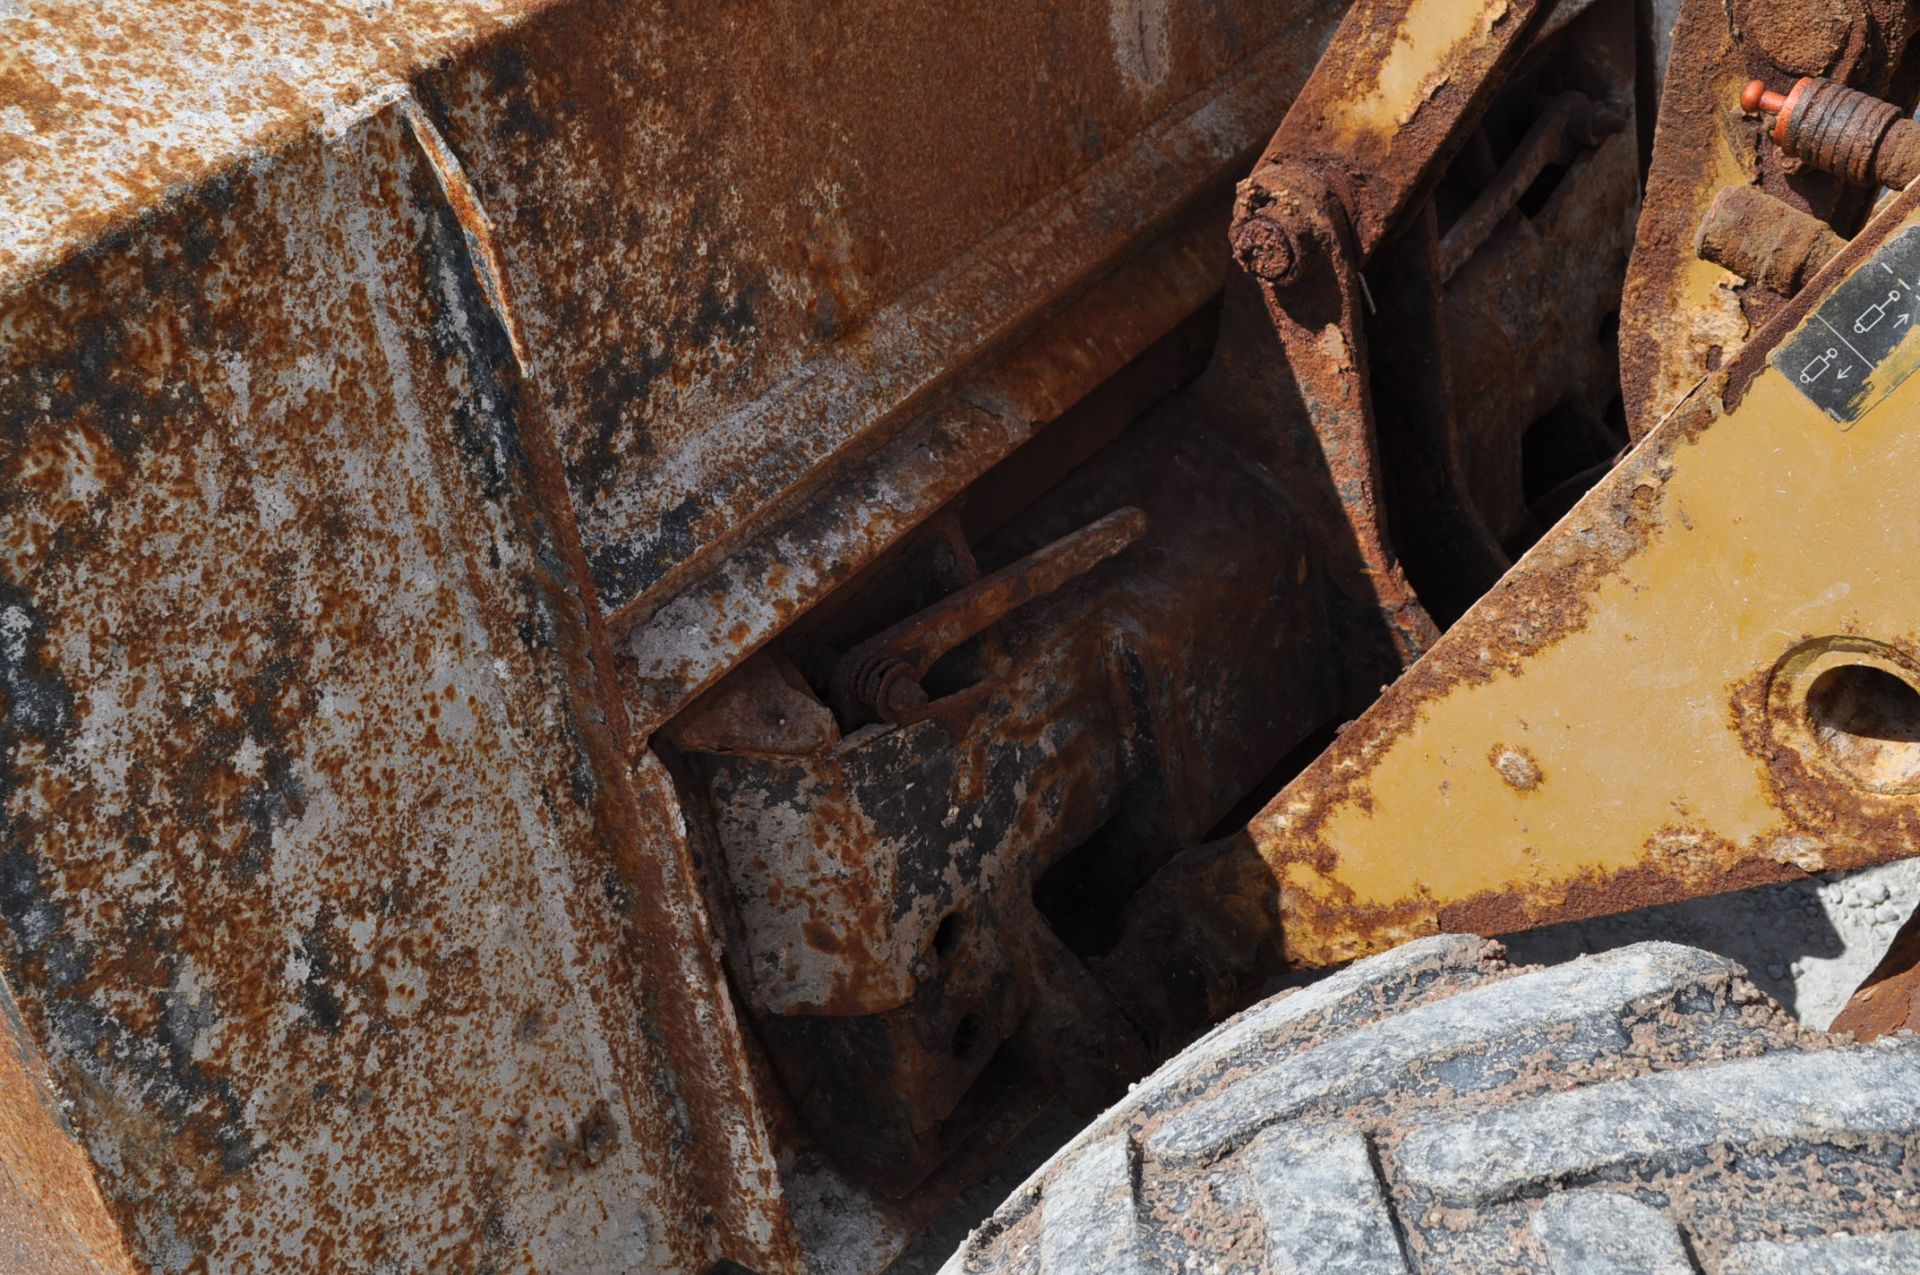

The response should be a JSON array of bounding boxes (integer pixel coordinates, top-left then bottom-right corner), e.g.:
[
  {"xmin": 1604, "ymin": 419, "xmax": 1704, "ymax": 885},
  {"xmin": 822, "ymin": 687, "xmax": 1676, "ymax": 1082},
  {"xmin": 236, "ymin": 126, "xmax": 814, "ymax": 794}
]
[{"xmin": 1742, "ymin": 79, "xmax": 1788, "ymax": 116}]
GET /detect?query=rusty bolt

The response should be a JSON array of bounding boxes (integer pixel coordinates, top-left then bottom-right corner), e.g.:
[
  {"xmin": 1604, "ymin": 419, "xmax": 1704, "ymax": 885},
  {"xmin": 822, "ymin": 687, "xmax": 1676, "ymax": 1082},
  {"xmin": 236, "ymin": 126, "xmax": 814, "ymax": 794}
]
[
  {"xmin": 838, "ymin": 649, "xmax": 930, "ymax": 725},
  {"xmin": 873, "ymin": 661, "xmax": 930, "ymax": 723},
  {"xmin": 1230, "ymin": 212, "xmax": 1300, "ymax": 285}
]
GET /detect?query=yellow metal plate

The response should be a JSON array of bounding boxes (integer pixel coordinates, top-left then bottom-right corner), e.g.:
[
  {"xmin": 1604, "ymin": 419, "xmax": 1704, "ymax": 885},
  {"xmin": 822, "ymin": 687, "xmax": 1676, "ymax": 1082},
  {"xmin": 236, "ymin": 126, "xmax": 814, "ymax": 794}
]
[{"xmin": 1254, "ymin": 195, "xmax": 1920, "ymax": 966}]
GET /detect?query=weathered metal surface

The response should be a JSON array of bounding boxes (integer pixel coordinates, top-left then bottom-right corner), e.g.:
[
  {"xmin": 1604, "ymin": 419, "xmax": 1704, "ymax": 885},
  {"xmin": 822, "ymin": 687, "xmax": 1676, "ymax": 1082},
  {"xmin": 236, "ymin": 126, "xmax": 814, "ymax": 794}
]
[
  {"xmin": 669, "ymin": 300, "xmax": 1360, "ymax": 1188},
  {"xmin": 0, "ymin": 0, "xmax": 1709, "ymax": 1266},
  {"xmin": 668, "ymin": 0, "xmax": 1655, "ymax": 1168},
  {"xmin": 2, "ymin": 0, "xmax": 1403, "ymax": 1267},
  {"xmin": 620, "ymin": 201, "xmax": 1237, "ymax": 735},
  {"xmin": 1382, "ymin": 0, "xmax": 1640, "ymax": 613},
  {"xmin": 0, "ymin": 92, "xmax": 794, "ymax": 1272},
  {"xmin": 1250, "ymin": 180, "xmax": 1920, "ymax": 968},
  {"xmin": 410, "ymin": 0, "xmax": 1348, "ymax": 626},
  {"xmin": 1086, "ymin": 0, "xmax": 1646, "ymax": 1016},
  {"xmin": 1233, "ymin": 0, "xmax": 1551, "ymax": 271},
  {"xmin": 1226, "ymin": 0, "xmax": 1635, "ymax": 672},
  {"xmin": 1234, "ymin": 169, "xmax": 1441, "ymax": 666},
  {"xmin": 7, "ymin": 0, "xmax": 1336, "ymax": 662},
  {"xmin": 1618, "ymin": 0, "xmax": 1914, "ymax": 439},
  {"xmin": 0, "ymin": 0, "xmax": 538, "ymax": 291},
  {"xmin": 1364, "ymin": 205, "xmax": 1512, "ymax": 629}
]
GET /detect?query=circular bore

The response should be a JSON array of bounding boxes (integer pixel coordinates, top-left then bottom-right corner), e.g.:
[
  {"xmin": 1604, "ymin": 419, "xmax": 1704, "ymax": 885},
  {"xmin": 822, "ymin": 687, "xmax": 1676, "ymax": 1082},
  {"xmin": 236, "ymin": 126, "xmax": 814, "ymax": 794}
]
[{"xmin": 1768, "ymin": 637, "xmax": 1920, "ymax": 795}]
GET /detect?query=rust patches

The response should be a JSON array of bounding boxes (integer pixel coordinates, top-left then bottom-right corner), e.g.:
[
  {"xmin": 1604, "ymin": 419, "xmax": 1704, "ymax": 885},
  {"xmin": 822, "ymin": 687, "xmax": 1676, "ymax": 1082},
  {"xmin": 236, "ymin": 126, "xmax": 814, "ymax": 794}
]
[
  {"xmin": 1488, "ymin": 744, "xmax": 1542, "ymax": 792},
  {"xmin": 1832, "ymin": 902, "xmax": 1920, "ymax": 1038},
  {"xmin": 1236, "ymin": 0, "xmax": 1548, "ymax": 263},
  {"xmin": 665, "ymin": 292, "xmax": 1348, "ymax": 1191},
  {"xmin": 661, "ymin": 649, "xmax": 838, "ymax": 758},
  {"xmin": 1228, "ymin": 172, "xmax": 1439, "ymax": 667},
  {"xmin": 1729, "ymin": 635, "xmax": 1920, "ymax": 858},
  {"xmin": 1220, "ymin": 0, "xmax": 1643, "ymax": 704},
  {"xmin": 1275, "ymin": 819, "xmax": 1870, "ymax": 969},
  {"xmin": 1428, "ymin": 832, "xmax": 1816, "ymax": 939},
  {"xmin": 0, "ymin": 0, "xmax": 545, "ymax": 290},
  {"xmin": 1253, "ymin": 164, "xmax": 1920, "ymax": 975},
  {"xmin": 1735, "ymin": 0, "xmax": 1856, "ymax": 75},
  {"xmin": 397, "ymin": 96, "xmax": 531, "ymax": 371},
  {"xmin": 619, "ymin": 198, "xmax": 1237, "ymax": 735},
  {"xmin": 413, "ymin": 0, "xmax": 1343, "ymax": 620},
  {"xmin": 0, "ymin": 93, "xmax": 793, "ymax": 1273},
  {"xmin": 1250, "ymin": 385, "xmax": 1707, "ymax": 867}
]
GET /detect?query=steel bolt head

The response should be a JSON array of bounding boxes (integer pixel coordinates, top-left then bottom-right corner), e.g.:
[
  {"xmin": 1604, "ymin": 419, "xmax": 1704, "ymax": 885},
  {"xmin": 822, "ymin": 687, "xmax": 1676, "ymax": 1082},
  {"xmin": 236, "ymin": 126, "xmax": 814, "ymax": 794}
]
[
  {"xmin": 877, "ymin": 666, "xmax": 930, "ymax": 723},
  {"xmin": 1231, "ymin": 212, "xmax": 1301, "ymax": 285}
]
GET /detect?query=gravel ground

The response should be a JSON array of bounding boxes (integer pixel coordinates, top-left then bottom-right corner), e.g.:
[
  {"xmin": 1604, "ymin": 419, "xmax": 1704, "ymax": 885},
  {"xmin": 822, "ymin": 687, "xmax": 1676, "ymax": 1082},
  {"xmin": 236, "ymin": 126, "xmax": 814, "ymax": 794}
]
[{"xmin": 882, "ymin": 860, "xmax": 1920, "ymax": 1273}]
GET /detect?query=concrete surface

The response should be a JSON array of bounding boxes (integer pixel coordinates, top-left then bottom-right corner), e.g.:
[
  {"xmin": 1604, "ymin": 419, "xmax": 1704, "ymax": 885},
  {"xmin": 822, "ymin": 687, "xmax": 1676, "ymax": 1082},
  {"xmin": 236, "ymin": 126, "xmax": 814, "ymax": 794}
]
[{"xmin": 1505, "ymin": 859, "xmax": 1920, "ymax": 1028}]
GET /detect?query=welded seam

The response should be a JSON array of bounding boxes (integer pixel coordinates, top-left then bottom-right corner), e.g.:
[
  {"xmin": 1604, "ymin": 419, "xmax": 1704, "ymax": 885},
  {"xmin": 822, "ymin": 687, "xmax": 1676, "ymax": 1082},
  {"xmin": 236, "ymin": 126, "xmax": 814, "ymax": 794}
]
[
  {"xmin": 392, "ymin": 90, "xmax": 641, "ymax": 743},
  {"xmin": 396, "ymin": 95, "xmax": 531, "ymax": 372},
  {"xmin": 392, "ymin": 92, "xmax": 805, "ymax": 1273}
]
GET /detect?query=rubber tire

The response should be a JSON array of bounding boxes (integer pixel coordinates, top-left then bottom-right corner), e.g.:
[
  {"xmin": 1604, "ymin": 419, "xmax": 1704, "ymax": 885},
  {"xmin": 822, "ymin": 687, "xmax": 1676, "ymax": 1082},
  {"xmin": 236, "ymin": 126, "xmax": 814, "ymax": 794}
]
[{"xmin": 939, "ymin": 936, "xmax": 1920, "ymax": 1274}]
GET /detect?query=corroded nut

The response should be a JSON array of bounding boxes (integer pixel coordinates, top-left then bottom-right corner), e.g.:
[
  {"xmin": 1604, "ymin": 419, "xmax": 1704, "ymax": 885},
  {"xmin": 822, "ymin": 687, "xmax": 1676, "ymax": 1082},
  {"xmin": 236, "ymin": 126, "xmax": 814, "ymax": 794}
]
[
  {"xmin": 876, "ymin": 664, "xmax": 929, "ymax": 723},
  {"xmin": 1230, "ymin": 211, "xmax": 1301, "ymax": 285}
]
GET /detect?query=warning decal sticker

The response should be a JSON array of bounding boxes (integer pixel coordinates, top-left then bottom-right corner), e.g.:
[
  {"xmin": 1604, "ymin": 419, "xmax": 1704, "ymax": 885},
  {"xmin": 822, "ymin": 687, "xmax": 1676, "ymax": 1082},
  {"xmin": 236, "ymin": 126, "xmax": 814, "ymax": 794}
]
[{"xmin": 1771, "ymin": 224, "xmax": 1920, "ymax": 428}]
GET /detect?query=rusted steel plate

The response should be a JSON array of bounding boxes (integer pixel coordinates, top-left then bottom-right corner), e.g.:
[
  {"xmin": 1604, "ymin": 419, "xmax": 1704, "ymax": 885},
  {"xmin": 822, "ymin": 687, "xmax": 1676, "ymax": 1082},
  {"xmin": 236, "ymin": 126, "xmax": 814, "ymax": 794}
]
[
  {"xmin": 0, "ymin": 97, "xmax": 788, "ymax": 1272},
  {"xmin": 1251, "ymin": 181, "xmax": 1920, "ymax": 968},
  {"xmin": 1235, "ymin": 0, "xmax": 1561, "ymax": 262},
  {"xmin": 4, "ymin": 0, "xmax": 1321, "ymax": 636},
  {"xmin": 411, "ymin": 0, "xmax": 1344, "ymax": 621},
  {"xmin": 0, "ymin": 0, "xmax": 542, "ymax": 289}
]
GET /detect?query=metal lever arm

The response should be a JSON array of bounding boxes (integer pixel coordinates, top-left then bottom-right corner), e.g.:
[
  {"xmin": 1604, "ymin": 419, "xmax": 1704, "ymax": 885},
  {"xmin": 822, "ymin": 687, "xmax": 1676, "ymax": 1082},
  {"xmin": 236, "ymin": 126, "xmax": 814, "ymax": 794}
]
[
  {"xmin": 1231, "ymin": 0, "xmax": 1552, "ymax": 278},
  {"xmin": 833, "ymin": 507, "xmax": 1148, "ymax": 725}
]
